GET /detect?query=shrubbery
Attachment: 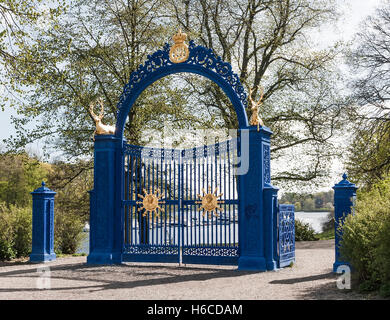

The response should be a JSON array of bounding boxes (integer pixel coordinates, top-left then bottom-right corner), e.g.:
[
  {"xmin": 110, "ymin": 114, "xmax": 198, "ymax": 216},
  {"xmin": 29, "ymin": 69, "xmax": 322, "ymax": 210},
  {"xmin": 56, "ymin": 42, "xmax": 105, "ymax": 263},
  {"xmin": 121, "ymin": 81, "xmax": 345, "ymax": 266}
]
[
  {"xmin": 295, "ymin": 219, "xmax": 318, "ymax": 241},
  {"xmin": 0, "ymin": 203, "xmax": 32, "ymax": 260},
  {"xmin": 339, "ymin": 176, "xmax": 390, "ymax": 297},
  {"xmin": 55, "ymin": 211, "xmax": 84, "ymax": 255}
]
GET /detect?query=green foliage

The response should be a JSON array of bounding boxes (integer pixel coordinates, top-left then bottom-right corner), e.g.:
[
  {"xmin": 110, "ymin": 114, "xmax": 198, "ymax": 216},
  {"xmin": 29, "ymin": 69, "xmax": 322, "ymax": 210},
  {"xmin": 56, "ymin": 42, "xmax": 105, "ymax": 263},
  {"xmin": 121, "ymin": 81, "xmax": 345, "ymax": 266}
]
[
  {"xmin": 280, "ymin": 190, "xmax": 334, "ymax": 212},
  {"xmin": 1, "ymin": 0, "xmax": 350, "ymax": 188},
  {"xmin": 0, "ymin": 202, "xmax": 16, "ymax": 260},
  {"xmin": 339, "ymin": 176, "xmax": 390, "ymax": 297},
  {"xmin": 55, "ymin": 211, "xmax": 84, "ymax": 255},
  {"xmin": 322, "ymin": 210, "xmax": 335, "ymax": 232},
  {"xmin": 0, "ymin": 153, "xmax": 49, "ymax": 207},
  {"xmin": 295, "ymin": 219, "xmax": 319, "ymax": 241},
  {"xmin": 347, "ymin": 122, "xmax": 390, "ymax": 188},
  {"xmin": 316, "ymin": 229, "xmax": 335, "ymax": 240},
  {"xmin": 12, "ymin": 206, "xmax": 32, "ymax": 257},
  {"xmin": 48, "ymin": 160, "xmax": 93, "ymax": 220},
  {"xmin": 0, "ymin": 202, "xmax": 32, "ymax": 260}
]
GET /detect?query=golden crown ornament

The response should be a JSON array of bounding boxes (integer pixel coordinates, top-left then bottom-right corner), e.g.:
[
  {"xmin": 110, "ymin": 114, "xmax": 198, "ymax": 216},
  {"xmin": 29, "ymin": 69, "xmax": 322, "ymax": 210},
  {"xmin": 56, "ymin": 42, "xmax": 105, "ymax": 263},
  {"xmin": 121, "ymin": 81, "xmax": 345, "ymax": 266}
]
[{"xmin": 169, "ymin": 29, "xmax": 190, "ymax": 64}]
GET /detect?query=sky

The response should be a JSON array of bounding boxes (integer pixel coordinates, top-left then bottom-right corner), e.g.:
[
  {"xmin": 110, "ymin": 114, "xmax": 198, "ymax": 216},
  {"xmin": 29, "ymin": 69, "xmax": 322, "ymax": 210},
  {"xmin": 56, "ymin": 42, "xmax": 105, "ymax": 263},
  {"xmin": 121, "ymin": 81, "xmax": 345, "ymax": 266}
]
[{"xmin": 0, "ymin": 0, "xmax": 385, "ymax": 188}]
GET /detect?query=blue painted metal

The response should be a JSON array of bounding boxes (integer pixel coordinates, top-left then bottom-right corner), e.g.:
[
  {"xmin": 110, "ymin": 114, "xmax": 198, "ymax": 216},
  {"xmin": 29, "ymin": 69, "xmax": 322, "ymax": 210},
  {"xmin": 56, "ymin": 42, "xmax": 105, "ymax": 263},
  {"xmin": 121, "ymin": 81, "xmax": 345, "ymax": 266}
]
[
  {"xmin": 87, "ymin": 135, "xmax": 123, "ymax": 265},
  {"xmin": 332, "ymin": 173, "xmax": 358, "ymax": 272},
  {"xmin": 237, "ymin": 126, "xmax": 278, "ymax": 271},
  {"xmin": 122, "ymin": 140, "xmax": 239, "ymax": 265},
  {"xmin": 87, "ymin": 39, "xmax": 295, "ymax": 270},
  {"xmin": 115, "ymin": 41, "xmax": 249, "ymax": 139},
  {"xmin": 30, "ymin": 182, "xmax": 56, "ymax": 263},
  {"xmin": 277, "ymin": 204, "xmax": 295, "ymax": 268}
]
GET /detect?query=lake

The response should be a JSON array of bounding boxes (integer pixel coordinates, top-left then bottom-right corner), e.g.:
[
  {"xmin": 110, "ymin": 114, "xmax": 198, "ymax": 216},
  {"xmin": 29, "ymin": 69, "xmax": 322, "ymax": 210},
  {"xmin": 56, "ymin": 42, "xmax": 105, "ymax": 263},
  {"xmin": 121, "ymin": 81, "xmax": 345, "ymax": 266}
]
[
  {"xmin": 77, "ymin": 211, "xmax": 331, "ymax": 254},
  {"xmin": 295, "ymin": 211, "xmax": 330, "ymax": 233}
]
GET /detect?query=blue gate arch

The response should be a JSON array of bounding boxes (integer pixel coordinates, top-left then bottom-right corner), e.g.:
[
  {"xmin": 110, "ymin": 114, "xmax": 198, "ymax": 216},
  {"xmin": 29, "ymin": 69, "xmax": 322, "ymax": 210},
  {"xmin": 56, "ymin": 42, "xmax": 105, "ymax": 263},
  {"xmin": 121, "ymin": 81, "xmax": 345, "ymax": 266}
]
[
  {"xmin": 115, "ymin": 40, "xmax": 249, "ymax": 140},
  {"xmin": 87, "ymin": 33, "xmax": 295, "ymax": 271}
]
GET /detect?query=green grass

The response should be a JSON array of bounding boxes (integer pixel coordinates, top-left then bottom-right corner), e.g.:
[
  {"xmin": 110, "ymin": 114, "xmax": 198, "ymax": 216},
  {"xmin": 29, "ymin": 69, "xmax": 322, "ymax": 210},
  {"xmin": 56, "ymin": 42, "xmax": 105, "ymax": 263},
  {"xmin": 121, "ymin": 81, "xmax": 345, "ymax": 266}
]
[{"xmin": 316, "ymin": 228, "xmax": 335, "ymax": 240}]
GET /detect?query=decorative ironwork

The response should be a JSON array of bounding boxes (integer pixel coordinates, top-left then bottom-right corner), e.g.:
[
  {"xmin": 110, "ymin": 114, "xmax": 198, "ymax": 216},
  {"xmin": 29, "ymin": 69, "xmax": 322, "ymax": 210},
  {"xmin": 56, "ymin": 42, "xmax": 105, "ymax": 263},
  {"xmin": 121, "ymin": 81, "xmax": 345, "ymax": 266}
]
[
  {"xmin": 196, "ymin": 186, "xmax": 224, "ymax": 218},
  {"xmin": 169, "ymin": 29, "xmax": 189, "ymax": 63},
  {"xmin": 182, "ymin": 246, "xmax": 238, "ymax": 257},
  {"xmin": 263, "ymin": 144, "xmax": 271, "ymax": 184},
  {"xmin": 137, "ymin": 188, "xmax": 166, "ymax": 217},
  {"xmin": 278, "ymin": 204, "xmax": 295, "ymax": 267},
  {"xmin": 124, "ymin": 244, "xmax": 178, "ymax": 255},
  {"xmin": 89, "ymin": 98, "xmax": 116, "ymax": 135},
  {"xmin": 116, "ymin": 39, "xmax": 248, "ymax": 119},
  {"xmin": 248, "ymin": 86, "xmax": 264, "ymax": 131},
  {"xmin": 122, "ymin": 138, "xmax": 239, "ymax": 265}
]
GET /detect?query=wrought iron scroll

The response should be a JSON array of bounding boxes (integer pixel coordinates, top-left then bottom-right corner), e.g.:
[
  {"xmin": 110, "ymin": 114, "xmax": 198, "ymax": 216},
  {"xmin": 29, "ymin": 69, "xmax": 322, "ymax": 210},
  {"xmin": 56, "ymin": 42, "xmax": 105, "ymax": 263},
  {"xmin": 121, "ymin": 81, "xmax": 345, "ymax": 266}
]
[
  {"xmin": 116, "ymin": 41, "xmax": 248, "ymax": 116},
  {"xmin": 278, "ymin": 204, "xmax": 295, "ymax": 268}
]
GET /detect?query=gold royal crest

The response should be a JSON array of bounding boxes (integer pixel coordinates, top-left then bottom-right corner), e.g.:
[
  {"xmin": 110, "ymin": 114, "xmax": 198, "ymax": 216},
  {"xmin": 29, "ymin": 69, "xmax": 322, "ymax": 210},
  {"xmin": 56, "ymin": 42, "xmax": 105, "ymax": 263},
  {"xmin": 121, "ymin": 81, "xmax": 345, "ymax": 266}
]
[{"xmin": 169, "ymin": 29, "xmax": 189, "ymax": 64}]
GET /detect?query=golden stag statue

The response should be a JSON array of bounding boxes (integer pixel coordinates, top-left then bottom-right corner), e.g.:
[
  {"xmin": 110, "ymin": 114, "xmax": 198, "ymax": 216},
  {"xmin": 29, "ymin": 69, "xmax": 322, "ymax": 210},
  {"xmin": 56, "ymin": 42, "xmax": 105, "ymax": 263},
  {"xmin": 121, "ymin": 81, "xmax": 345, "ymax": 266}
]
[
  {"xmin": 248, "ymin": 86, "xmax": 264, "ymax": 131},
  {"xmin": 89, "ymin": 98, "xmax": 116, "ymax": 136}
]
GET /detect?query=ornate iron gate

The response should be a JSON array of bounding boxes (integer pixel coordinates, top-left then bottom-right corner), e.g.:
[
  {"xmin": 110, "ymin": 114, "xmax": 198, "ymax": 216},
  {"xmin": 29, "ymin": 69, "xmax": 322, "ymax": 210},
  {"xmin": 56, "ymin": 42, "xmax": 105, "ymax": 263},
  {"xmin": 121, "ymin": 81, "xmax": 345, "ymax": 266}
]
[
  {"xmin": 122, "ymin": 139, "xmax": 239, "ymax": 265},
  {"xmin": 277, "ymin": 204, "xmax": 295, "ymax": 267}
]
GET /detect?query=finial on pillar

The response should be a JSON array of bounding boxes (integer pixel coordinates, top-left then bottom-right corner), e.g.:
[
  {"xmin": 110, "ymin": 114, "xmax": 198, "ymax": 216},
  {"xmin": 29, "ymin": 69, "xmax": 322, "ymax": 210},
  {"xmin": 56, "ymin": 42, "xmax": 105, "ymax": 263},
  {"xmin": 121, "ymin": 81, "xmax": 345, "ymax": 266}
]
[
  {"xmin": 342, "ymin": 173, "xmax": 348, "ymax": 180},
  {"xmin": 42, "ymin": 181, "xmax": 46, "ymax": 187}
]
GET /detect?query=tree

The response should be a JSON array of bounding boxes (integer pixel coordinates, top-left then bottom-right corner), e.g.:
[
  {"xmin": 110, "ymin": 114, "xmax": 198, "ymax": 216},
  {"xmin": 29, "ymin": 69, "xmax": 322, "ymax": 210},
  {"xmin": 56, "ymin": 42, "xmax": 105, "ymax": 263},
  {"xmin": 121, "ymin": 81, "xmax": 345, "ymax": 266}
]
[
  {"xmin": 164, "ymin": 0, "xmax": 350, "ymax": 186},
  {"xmin": 0, "ymin": 0, "xmax": 65, "ymax": 88},
  {"xmin": 3, "ymin": 0, "xmax": 350, "ymax": 188},
  {"xmin": 346, "ymin": 2, "xmax": 390, "ymax": 187},
  {"xmin": 0, "ymin": 152, "xmax": 49, "ymax": 207},
  {"xmin": 3, "ymin": 0, "xmax": 200, "ymax": 160}
]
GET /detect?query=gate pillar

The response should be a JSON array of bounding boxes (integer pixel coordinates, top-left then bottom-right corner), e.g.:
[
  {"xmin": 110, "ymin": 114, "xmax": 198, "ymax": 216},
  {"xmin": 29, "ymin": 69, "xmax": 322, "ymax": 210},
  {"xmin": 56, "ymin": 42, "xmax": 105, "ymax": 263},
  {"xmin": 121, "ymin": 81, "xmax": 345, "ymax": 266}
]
[
  {"xmin": 30, "ymin": 182, "xmax": 56, "ymax": 263},
  {"xmin": 238, "ymin": 126, "xmax": 277, "ymax": 271},
  {"xmin": 332, "ymin": 173, "xmax": 358, "ymax": 272},
  {"xmin": 87, "ymin": 134, "xmax": 123, "ymax": 264}
]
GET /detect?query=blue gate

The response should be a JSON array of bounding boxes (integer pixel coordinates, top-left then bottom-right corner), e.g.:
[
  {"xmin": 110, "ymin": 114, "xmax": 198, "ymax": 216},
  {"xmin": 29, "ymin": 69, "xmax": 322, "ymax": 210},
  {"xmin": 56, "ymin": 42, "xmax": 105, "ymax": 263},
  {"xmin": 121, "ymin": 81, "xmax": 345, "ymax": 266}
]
[
  {"xmin": 277, "ymin": 204, "xmax": 295, "ymax": 267},
  {"xmin": 87, "ymin": 30, "xmax": 295, "ymax": 271},
  {"xmin": 122, "ymin": 139, "xmax": 239, "ymax": 265}
]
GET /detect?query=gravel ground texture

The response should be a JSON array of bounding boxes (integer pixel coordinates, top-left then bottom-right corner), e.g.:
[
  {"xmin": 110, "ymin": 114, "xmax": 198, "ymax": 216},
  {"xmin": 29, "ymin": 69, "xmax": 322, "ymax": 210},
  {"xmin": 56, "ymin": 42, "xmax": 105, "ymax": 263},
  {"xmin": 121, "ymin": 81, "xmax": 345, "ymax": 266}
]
[{"xmin": 0, "ymin": 240, "xmax": 382, "ymax": 300}]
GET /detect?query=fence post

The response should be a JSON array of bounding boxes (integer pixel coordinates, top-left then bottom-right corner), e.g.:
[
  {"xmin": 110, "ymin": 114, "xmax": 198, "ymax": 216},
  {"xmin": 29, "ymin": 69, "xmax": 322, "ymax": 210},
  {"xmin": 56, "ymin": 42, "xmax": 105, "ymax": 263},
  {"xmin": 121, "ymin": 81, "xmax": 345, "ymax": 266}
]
[
  {"xmin": 333, "ymin": 173, "xmax": 358, "ymax": 272},
  {"xmin": 30, "ymin": 182, "xmax": 56, "ymax": 263},
  {"xmin": 238, "ymin": 126, "xmax": 273, "ymax": 271},
  {"xmin": 87, "ymin": 134, "xmax": 123, "ymax": 264}
]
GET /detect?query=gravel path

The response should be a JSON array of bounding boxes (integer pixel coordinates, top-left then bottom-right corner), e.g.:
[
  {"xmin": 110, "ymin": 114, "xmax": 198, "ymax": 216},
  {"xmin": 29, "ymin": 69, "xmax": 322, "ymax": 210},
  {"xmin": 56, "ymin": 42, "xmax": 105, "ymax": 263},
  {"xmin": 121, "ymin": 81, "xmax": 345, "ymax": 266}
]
[{"xmin": 0, "ymin": 240, "xmax": 378, "ymax": 300}]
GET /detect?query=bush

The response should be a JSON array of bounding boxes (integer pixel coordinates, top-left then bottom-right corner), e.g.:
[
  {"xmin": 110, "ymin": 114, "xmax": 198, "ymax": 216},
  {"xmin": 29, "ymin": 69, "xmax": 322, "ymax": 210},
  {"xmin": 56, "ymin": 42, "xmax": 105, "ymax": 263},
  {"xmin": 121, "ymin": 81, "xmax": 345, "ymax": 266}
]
[
  {"xmin": 0, "ymin": 203, "xmax": 32, "ymax": 260},
  {"xmin": 12, "ymin": 206, "xmax": 32, "ymax": 257},
  {"xmin": 295, "ymin": 219, "xmax": 318, "ymax": 241},
  {"xmin": 55, "ymin": 211, "xmax": 84, "ymax": 254},
  {"xmin": 0, "ymin": 239, "xmax": 15, "ymax": 261},
  {"xmin": 339, "ymin": 176, "xmax": 390, "ymax": 297},
  {"xmin": 322, "ymin": 210, "xmax": 334, "ymax": 232}
]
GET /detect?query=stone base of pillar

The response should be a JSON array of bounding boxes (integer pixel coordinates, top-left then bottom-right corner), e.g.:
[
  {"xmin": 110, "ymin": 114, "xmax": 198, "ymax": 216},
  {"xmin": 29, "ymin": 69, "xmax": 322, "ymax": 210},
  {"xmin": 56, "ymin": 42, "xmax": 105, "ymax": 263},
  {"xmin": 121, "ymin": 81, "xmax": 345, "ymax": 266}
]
[
  {"xmin": 238, "ymin": 256, "xmax": 266, "ymax": 271},
  {"xmin": 29, "ymin": 253, "xmax": 56, "ymax": 263}
]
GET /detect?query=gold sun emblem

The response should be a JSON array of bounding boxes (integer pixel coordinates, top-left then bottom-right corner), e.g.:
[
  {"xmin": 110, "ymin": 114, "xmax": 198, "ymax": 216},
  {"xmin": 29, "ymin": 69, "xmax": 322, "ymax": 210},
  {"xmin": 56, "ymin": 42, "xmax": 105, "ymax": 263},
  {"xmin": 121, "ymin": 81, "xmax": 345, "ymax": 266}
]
[
  {"xmin": 137, "ymin": 188, "xmax": 165, "ymax": 217},
  {"xmin": 196, "ymin": 186, "xmax": 224, "ymax": 218}
]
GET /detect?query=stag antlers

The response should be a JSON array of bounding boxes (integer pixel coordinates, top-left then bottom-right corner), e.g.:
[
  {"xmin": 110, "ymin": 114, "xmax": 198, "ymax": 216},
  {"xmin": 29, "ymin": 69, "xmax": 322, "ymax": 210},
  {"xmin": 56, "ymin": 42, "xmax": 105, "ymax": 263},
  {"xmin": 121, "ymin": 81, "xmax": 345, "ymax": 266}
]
[
  {"xmin": 248, "ymin": 86, "xmax": 264, "ymax": 131},
  {"xmin": 89, "ymin": 98, "xmax": 116, "ymax": 137}
]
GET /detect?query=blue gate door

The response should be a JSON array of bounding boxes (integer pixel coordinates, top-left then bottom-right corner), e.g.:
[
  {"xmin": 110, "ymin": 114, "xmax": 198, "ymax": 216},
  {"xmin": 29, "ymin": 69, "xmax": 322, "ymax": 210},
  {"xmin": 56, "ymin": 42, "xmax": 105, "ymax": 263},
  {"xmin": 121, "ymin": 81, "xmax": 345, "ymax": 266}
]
[
  {"xmin": 121, "ymin": 139, "xmax": 239, "ymax": 265},
  {"xmin": 278, "ymin": 204, "xmax": 295, "ymax": 267},
  {"xmin": 181, "ymin": 139, "xmax": 239, "ymax": 265}
]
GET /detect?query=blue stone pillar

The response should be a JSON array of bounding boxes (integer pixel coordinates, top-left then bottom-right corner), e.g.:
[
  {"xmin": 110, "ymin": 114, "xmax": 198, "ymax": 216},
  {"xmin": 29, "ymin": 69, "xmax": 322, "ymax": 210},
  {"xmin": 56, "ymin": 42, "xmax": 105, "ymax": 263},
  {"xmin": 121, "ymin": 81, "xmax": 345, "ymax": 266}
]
[
  {"xmin": 238, "ymin": 126, "xmax": 275, "ymax": 271},
  {"xmin": 332, "ymin": 173, "xmax": 358, "ymax": 272},
  {"xmin": 87, "ymin": 134, "xmax": 124, "ymax": 264},
  {"xmin": 30, "ymin": 182, "xmax": 56, "ymax": 263}
]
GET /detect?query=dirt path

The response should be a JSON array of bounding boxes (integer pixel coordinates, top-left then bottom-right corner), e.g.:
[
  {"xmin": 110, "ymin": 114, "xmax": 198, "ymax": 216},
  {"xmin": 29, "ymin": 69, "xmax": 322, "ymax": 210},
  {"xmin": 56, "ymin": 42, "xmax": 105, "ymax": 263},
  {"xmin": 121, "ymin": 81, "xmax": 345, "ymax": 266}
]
[{"xmin": 0, "ymin": 240, "xmax": 378, "ymax": 300}]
